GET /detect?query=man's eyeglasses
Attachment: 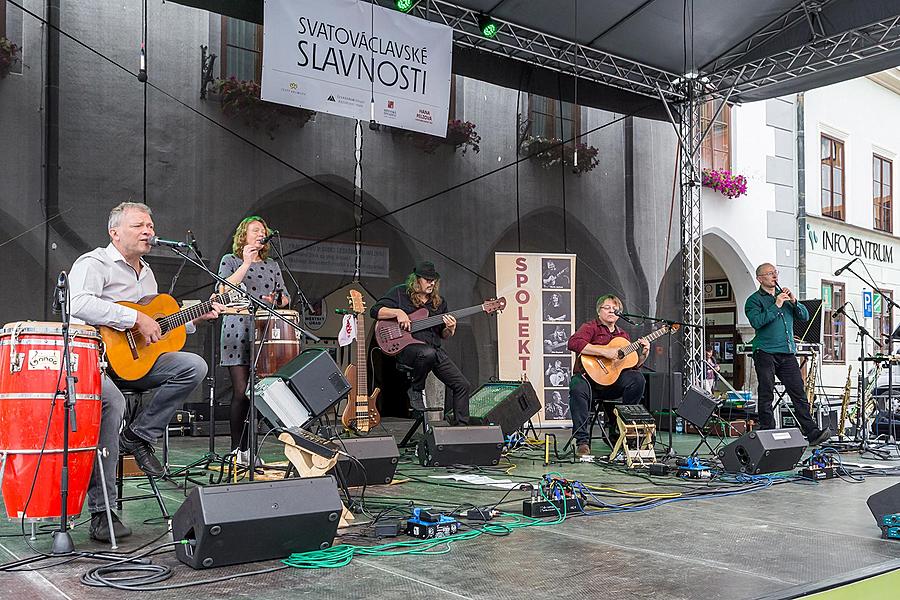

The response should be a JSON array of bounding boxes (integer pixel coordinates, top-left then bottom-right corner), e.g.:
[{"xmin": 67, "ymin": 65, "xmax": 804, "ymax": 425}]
[
  {"xmin": 599, "ymin": 305, "xmax": 618, "ymax": 312},
  {"xmin": 759, "ymin": 270, "xmax": 779, "ymax": 277}
]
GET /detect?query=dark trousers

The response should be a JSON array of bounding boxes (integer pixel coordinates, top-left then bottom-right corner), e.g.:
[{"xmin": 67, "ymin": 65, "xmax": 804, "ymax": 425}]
[
  {"xmin": 753, "ymin": 350, "xmax": 818, "ymax": 436},
  {"xmin": 569, "ymin": 371, "xmax": 645, "ymax": 445},
  {"xmin": 398, "ymin": 344, "xmax": 471, "ymax": 425}
]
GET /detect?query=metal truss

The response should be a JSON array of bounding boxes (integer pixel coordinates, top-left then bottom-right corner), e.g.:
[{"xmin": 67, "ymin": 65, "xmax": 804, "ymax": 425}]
[
  {"xmin": 399, "ymin": 0, "xmax": 685, "ymax": 102},
  {"xmin": 707, "ymin": 13, "xmax": 900, "ymax": 97}
]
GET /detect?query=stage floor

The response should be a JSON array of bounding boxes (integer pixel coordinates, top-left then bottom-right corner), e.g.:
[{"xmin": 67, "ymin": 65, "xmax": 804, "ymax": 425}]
[{"xmin": 2, "ymin": 420, "xmax": 900, "ymax": 600}]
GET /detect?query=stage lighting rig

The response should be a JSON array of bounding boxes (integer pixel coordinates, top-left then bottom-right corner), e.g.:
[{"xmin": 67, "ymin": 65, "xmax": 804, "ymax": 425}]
[{"xmin": 477, "ymin": 13, "xmax": 499, "ymax": 39}]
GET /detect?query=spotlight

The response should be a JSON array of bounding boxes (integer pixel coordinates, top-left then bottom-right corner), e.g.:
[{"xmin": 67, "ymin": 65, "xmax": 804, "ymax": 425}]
[
  {"xmin": 395, "ymin": 0, "xmax": 415, "ymax": 13},
  {"xmin": 478, "ymin": 14, "xmax": 499, "ymax": 39}
]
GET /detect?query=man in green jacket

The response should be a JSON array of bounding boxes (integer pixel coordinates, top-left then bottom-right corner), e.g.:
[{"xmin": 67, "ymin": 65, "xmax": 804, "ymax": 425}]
[{"xmin": 744, "ymin": 263, "xmax": 832, "ymax": 446}]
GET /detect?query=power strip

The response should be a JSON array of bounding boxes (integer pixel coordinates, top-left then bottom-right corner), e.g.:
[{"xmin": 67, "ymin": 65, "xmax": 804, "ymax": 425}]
[{"xmin": 522, "ymin": 498, "xmax": 581, "ymax": 517}]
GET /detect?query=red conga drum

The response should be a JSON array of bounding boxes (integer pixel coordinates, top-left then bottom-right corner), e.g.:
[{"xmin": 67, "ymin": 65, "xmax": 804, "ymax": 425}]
[
  {"xmin": 254, "ymin": 310, "xmax": 302, "ymax": 378},
  {"xmin": 0, "ymin": 322, "xmax": 103, "ymax": 519}
]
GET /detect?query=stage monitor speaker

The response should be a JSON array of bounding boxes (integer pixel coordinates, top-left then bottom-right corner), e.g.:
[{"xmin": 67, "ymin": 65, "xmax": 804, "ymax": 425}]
[
  {"xmin": 867, "ymin": 482, "xmax": 900, "ymax": 531},
  {"xmin": 468, "ymin": 381, "xmax": 541, "ymax": 435},
  {"xmin": 417, "ymin": 424, "xmax": 504, "ymax": 467},
  {"xmin": 275, "ymin": 349, "xmax": 351, "ymax": 418},
  {"xmin": 676, "ymin": 385, "xmax": 718, "ymax": 428},
  {"xmin": 718, "ymin": 428, "xmax": 807, "ymax": 474},
  {"xmin": 644, "ymin": 372, "xmax": 683, "ymax": 413},
  {"xmin": 254, "ymin": 377, "xmax": 312, "ymax": 429},
  {"xmin": 172, "ymin": 476, "xmax": 342, "ymax": 569},
  {"xmin": 332, "ymin": 436, "xmax": 399, "ymax": 487}
]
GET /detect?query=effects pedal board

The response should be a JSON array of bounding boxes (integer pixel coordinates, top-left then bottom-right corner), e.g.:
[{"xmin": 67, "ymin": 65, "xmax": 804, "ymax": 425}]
[
  {"xmin": 405, "ymin": 508, "xmax": 459, "ymax": 539},
  {"xmin": 799, "ymin": 466, "xmax": 838, "ymax": 480},
  {"xmin": 522, "ymin": 498, "xmax": 581, "ymax": 517}
]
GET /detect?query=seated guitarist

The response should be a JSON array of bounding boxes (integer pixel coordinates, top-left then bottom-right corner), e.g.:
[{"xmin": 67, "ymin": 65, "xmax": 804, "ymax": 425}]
[
  {"xmin": 567, "ymin": 294, "xmax": 650, "ymax": 457},
  {"xmin": 370, "ymin": 261, "xmax": 470, "ymax": 425},
  {"xmin": 68, "ymin": 202, "xmax": 223, "ymax": 542}
]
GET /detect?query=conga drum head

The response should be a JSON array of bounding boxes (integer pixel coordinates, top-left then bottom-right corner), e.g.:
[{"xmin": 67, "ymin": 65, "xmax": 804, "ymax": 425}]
[{"xmin": 253, "ymin": 310, "xmax": 301, "ymax": 378}]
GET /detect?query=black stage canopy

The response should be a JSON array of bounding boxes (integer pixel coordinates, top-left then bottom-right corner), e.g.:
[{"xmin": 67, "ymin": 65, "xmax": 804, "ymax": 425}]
[{"xmin": 168, "ymin": 0, "xmax": 900, "ymax": 119}]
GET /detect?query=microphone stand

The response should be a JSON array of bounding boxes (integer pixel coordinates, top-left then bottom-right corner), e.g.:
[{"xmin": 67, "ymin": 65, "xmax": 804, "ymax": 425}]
[
  {"xmin": 840, "ymin": 307, "xmax": 890, "ymax": 458},
  {"xmin": 617, "ymin": 310, "xmax": 703, "ymax": 459},
  {"xmin": 267, "ymin": 233, "xmax": 315, "ymax": 316},
  {"xmin": 50, "ymin": 273, "xmax": 76, "ymax": 554},
  {"xmin": 161, "ymin": 244, "xmax": 320, "ymax": 480},
  {"xmin": 842, "ymin": 265, "xmax": 900, "ymax": 456}
]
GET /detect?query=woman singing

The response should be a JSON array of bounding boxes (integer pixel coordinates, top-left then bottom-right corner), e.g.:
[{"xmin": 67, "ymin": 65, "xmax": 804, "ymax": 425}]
[{"xmin": 218, "ymin": 216, "xmax": 289, "ymax": 465}]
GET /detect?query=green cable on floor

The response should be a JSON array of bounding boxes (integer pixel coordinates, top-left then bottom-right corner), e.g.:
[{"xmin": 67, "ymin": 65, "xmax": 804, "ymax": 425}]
[{"xmin": 283, "ymin": 502, "xmax": 567, "ymax": 569}]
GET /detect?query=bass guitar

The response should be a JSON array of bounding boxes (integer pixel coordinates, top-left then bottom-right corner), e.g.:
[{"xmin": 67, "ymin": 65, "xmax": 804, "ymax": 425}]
[
  {"xmin": 341, "ymin": 289, "xmax": 381, "ymax": 433},
  {"xmin": 100, "ymin": 290, "xmax": 242, "ymax": 381},
  {"xmin": 580, "ymin": 323, "xmax": 679, "ymax": 386},
  {"xmin": 374, "ymin": 297, "xmax": 506, "ymax": 356}
]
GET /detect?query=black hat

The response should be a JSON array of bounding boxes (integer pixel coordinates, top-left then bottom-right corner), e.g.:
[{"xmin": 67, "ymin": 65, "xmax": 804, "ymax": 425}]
[{"xmin": 413, "ymin": 261, "xmax": 440, "ymax": 280}]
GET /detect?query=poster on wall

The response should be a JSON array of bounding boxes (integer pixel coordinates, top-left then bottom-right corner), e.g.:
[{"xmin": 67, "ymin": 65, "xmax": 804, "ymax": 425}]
[
  {"xmin": 261, "ymin": 0, "xmax": 453, "ymax": 136},
  {"xmin": 495, "ymin": 253, "xmax": 577, "ymax": 427}
]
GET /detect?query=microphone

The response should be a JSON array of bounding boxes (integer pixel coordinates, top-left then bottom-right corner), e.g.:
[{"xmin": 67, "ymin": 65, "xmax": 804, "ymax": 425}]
[
  {"xmin": 51, "ymin": 271, "xmax": 67, "ymax": 315},
  {"xmin": 613, "ymin": 309, "xmax": 636, "ymax": 325},
  {"xmin": 833, "ymin": 302, "xmax": 849, "ymax": 317},
  {"xmin": 187, "ymin": 229, "xmax": 202, "ymax": 259},
  {"xmin": 259, "ymin": 230, "xmax": 279, "ymax": 246},
  {"xmin": 149, "ymin": 235, "xmax": 189, "ymax": 249},
  {"xmin": 137, "ymin": 42, "xmax": 147, "ymax": 82},
  {"xmin": 834, "ymin": 258, "xmax": 858, "ymax": 276}
]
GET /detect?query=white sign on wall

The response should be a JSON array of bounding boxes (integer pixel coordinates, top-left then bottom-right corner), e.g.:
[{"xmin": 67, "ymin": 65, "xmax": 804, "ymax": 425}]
[{"xmin": 261, "ymin": 0, "xmax": 453, "ymax": 136}]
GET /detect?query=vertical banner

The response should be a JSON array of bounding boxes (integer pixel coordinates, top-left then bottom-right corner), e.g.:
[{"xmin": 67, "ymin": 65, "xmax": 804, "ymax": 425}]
[
  {"xmin": 261, "ymin": 0, "xmax": 453, "ymax": 136},
  {"xmin": 495, "ymin": 253, "xmax": 576, "ymax": 426}
]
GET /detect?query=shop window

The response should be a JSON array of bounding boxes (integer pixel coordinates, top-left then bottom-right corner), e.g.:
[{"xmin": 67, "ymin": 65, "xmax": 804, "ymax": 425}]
[
  {"xmin": 701, "ymin": 99, "xmax": 731, "ymax": 172},
  {"xmin": 822, "ymin": 281, "xmax": 845, "ymax": 363},
  {"xmin": 821, "ymin": 135, "xmax": 845, "ymax": 221},
  {"xmin": 874, "ymin": 155, "xmax": 893, "ymax": 233},
  {"xmin": 525, "ymin": 95, "xmax": 581, "ymax": 146},
  {"xmin": 874, "ymin": 289, "xmax": 894, "ymax": 349},
  {"xmin": 221, "ymin": 16, "xmax": 263, "ymax": 82}
]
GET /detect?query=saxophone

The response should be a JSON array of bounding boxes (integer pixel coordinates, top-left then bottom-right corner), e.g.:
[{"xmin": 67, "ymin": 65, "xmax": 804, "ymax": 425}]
[
  {"xmin": 838, "ymin": 365, "xmax": 853, "ymax": 439},
  {"xmin": 804, "ymin": 350, "xmax": 818, "ymax": 410}
]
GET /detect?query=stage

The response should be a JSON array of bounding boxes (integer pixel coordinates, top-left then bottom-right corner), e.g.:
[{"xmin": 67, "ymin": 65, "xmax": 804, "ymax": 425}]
[{"xmin": 2, "ymin": 421, "xmax": 900, "ymax": 600}]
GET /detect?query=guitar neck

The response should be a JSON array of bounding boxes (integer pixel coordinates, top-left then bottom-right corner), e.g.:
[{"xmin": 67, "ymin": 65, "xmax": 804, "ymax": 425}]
[
  {"xmin": 618, "ymin": 326, "xmax": 669, "ymax": 358},
  {"xmin": 355, "ymin": 316, "xmax": 368, "ymax": 399},
  {"xmin": 409, "ymin": 304, "xmax": 485, "ymax": 332},
  {"xmin": 157, "ymin": 292, "xmax": 228, "ymax": 333}
]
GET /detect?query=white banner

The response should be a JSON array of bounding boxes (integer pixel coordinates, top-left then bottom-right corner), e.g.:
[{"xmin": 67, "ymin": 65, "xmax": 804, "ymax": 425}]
[
  {"xmin": 261, "ymin": 0, "xmax": 453, "ymax": 136},
  {"xmin": 495, "ymin": 253, "xmax": 576, "ymax": 427}
]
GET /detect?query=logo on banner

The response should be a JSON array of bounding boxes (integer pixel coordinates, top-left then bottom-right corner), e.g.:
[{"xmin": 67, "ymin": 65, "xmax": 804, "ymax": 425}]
[
  {"xmin": 415, "ymin": 108, "xmax": 433, "ymax": 124},
  {"xmin": 289, "ymin": 82, "xmax": 298, "ymax": 90},
  {"xmin": 327, "ymin": 95, "xmax": 336, "ymax": 102},
  {"xmin": 387, "ymin": 100, "xmax": 394, "ymax": 109}
]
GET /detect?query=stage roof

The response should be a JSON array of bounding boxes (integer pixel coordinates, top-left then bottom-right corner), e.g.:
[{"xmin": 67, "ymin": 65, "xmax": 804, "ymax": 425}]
[{"xmin": 172, "ymin": 0, "xmax": 900, "ymax": 119}]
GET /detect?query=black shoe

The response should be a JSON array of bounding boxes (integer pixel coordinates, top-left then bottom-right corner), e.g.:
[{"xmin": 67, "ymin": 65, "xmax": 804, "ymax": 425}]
[
  {"xmin": 119, "ymin": 430, "xmax": 165, "ymax": 477},
  {"xmin": 807, "ymin": 427, "xmax": 833, "ymax": 447},
  {"xmin": 89, "ymin": 511, "xmax": 132, "ymax": 542}
]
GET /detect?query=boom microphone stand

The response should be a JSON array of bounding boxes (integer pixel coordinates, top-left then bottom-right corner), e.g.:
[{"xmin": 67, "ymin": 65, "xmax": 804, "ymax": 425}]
[
  {"xmin": 617, "ymin": 310, "xmax": 703, "ymax": 459},
  {"xmin": 841, "ymin": 305, "xmax": 888, "ymax": 457},
  {"xmin": 160, "ymin": 242, "xmax": 320, "ymax": 479}
]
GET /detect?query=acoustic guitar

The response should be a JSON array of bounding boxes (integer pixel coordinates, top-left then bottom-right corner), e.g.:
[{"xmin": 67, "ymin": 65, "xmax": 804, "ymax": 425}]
[
  {"xmin": 99, "ymin": 290, "xmax": 242, "ymax": 381},
  {"xmin": 341, "ymin": 289, "xmax": 381, "ymax": 433},
  {"xmin": 580, "ymin": 324, "xmax": 679, "ymax": 386},
  {"xmin": 374, "ymin": 297, "xmax": 506, "ymax": 356}
]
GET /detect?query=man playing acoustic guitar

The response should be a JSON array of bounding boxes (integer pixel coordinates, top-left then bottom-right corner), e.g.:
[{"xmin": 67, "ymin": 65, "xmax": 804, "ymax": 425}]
[
  {"xmin": 568, "ymin": 294, "xmax": 650, "ymax": 457},
  {"xmin": 69, "ymin": 202, "xmax": 223, "ymax": 541},
  {"xmin": 370, "ymin": 261, "xmax": 470, "ymax": 425}
]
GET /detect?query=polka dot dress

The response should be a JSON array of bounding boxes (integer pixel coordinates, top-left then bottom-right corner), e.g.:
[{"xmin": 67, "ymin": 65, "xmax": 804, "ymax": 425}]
[{"xmin": 218, "ymin": 254, "xmax": 287, "ymax": 367}]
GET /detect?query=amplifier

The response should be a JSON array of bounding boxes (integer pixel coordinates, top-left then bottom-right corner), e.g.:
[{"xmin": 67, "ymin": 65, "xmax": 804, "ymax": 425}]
[
  {"xmin": 254, "ymin": 376, "xmax": 313, "ymax": 429},
  {"xmin": 468, "ymin": 381, "xmax": 541, "ymax": 435},
  {"xmin": 417, "ymin": 424, "xmax": 504, "ymax": 467},
  {"xmin": 275, "ymin": 350, "xmax": 351, "ymax": 417},
  {"xmin": 331, "ymin": 436, "xmax": 399, "ymax": 486}
]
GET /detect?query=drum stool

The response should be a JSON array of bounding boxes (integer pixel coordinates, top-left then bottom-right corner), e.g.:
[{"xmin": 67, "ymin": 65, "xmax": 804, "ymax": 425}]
[{"xmin": 115, "ymin": 389, "xmax": 169, "ymax": 519}]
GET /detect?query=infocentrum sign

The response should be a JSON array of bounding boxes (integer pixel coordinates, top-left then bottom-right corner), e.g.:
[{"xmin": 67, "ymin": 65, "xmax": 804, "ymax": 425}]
[{"xmin": 807, "ymin": 223, "xmax": 894, "ymax": 264}]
